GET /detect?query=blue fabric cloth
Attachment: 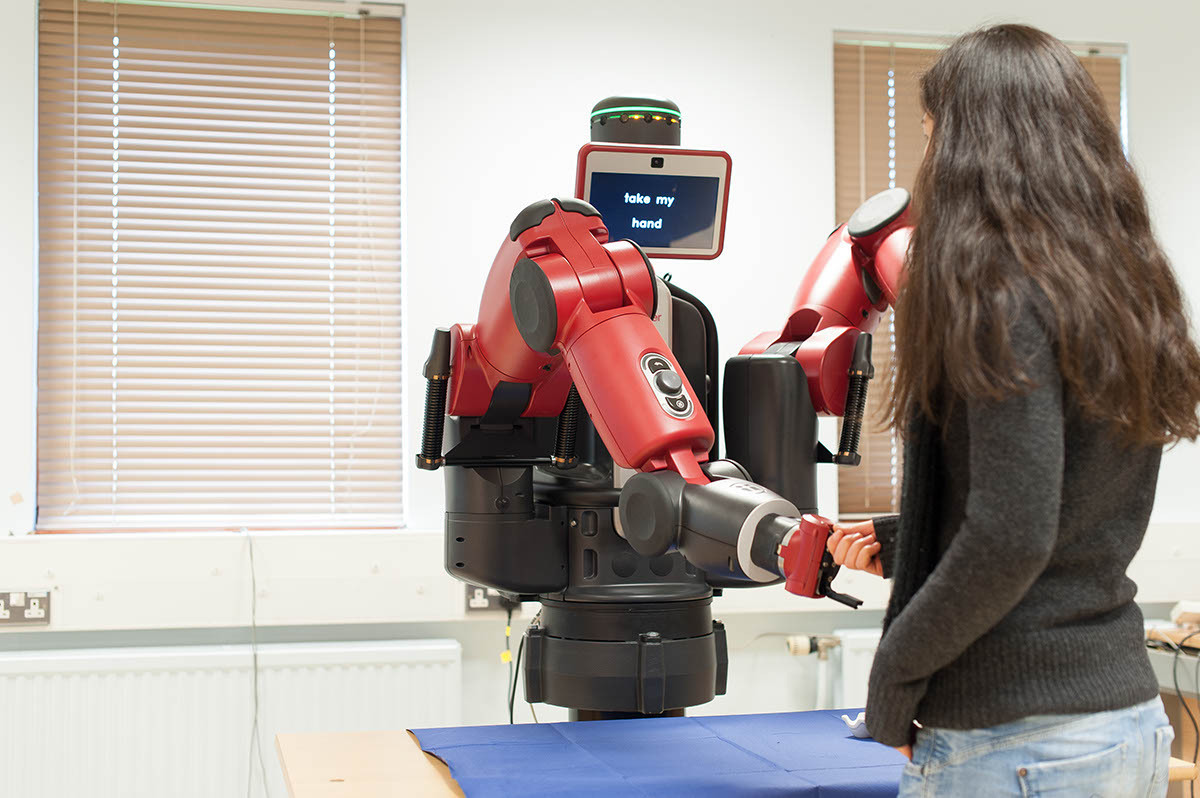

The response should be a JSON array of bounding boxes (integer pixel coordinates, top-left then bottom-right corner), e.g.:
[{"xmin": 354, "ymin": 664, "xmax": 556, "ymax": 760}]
[{"xmin": 411, "ymin": 709, "xmax": 905, "ymax": 797}]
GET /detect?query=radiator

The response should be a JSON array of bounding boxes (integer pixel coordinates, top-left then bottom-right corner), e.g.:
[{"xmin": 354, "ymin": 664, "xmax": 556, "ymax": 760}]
[
  {"xmin": 833, "ymin": 627, "xmax": 882, "ymax": 708},
  {"xmin": 0, "ymin": 639, "xmax": 462, "ymax": 798}
]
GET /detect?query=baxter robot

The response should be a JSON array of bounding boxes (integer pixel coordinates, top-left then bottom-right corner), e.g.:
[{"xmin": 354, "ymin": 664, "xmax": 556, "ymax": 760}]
[{"xmin": 417, "ymin": 97, "xmax": 910, "ymax": 720}]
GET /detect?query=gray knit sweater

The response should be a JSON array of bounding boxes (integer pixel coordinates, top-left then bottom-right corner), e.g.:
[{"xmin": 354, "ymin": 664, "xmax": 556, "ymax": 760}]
[{"xmin": 864, "ymin": 293, "xmax": 1162, "ymax": 747}]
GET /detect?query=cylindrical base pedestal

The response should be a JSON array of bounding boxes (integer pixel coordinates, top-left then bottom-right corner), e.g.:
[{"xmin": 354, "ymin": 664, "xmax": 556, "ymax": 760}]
[
  {"xmin": 523, "ymin": 598, "xmax": 727, "ymax": 716},
  {"xmin": 569, "ymin": 708, "xmax": 687, "ymax": 721}
]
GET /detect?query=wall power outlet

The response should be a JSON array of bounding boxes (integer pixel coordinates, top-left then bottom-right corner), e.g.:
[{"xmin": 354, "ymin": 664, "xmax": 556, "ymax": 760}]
[
  {"xmin": 0, "ymin": 590, "xmax": 52, "ymax": 627},
  {"xmin": 464, "ymin": 584, "xmax": 520, "ymax": 613}
]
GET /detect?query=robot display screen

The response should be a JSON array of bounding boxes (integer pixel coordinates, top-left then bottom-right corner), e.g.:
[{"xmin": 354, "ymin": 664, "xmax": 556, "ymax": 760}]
[
  {"xmin": 576, "ymin": 144, "xmax": 731, "ymax": 258},
  {"xmin": 588, "ymin": 172, "xmax": 720, "ymax": 250}
]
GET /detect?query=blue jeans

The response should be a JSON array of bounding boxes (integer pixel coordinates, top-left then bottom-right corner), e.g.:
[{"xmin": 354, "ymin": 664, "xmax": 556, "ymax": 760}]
[{"xmin": 898, "ymin": 697, "xmax": 1174, "ymax": 797}]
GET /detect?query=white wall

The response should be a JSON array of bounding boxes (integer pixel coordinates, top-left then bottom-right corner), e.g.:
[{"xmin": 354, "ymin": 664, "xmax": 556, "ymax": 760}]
[
  {"xmin": 0, "ymin": 0, "xmax": 37, "ymax": 537},
  {"xmin": 0, "ymin": 0, "xmax": 1198, "ymax": 706},
  {"xmin": 402, "ymin": 0, "xmax": 1200, "ymax": 531}
]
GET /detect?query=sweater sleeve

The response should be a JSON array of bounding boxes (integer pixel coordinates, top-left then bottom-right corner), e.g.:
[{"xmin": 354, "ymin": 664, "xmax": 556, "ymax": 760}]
[
  {"xmin": 872, "ymin": 515, "xmax": 901, "ymax": 579},
  {"xmin": 865, "ymin": 304, "xmax": 1065, "ymax": 746}
]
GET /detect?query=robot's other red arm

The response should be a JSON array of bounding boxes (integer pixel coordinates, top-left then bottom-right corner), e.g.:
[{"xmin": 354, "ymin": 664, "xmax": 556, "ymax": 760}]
[
  {"xmin": 763, "ymin": 189, "xmax": 911, "ymax": 597},
  {"xmin": 741, "ymin": 188, "xmax": 912, "ymax": 417},
  {"xmin": 445, "ymin": 198, "xmax": 714, "ymax": 483},
  {"xmin": 618, "ymin": 189, "xmax": 914, "ymax": 603}
]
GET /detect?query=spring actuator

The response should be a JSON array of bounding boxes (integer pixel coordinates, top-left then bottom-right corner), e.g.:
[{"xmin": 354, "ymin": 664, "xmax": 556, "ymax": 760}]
[
  {"xmin": 835, "ymin": 333, "xmax": 874, "ymax": 467},
  {"xmin": 416, "ymin": 328, "xmax": 452, "ymax": 470},
  {"xmin": 553, "ymin": 385, "xmax": 582, "ymax": 469}
]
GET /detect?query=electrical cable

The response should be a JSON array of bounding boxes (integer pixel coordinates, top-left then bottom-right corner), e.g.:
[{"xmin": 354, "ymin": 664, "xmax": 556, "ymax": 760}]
[
  {"xmin": 1173, "ymin": 630, "xmax": 1200, "ymax": 798},
  {"xmin": 1195, "ymin": 638, "xmax": 1199, "ymax": 798},
  {"xmin": 733, "ymin": 632, "xmax": 793, "ymax": 652},
  {"xmin": 505, "ymin": 610, "xmax": 541, "ymax": 724},
  {"xmin": 503, "ymin": 607, "xmax": 513, "ymax": 721},
  {"xmin": 244, "ymin": 528, "xmax": 271, "ymax": 798},
  {"xmin": 1180, "ymin": 628, "xmax": 1200, "ymax": 796},
  {"xmin": 508, "ymin": 634, "xmax": 525, "ymax": 725}
]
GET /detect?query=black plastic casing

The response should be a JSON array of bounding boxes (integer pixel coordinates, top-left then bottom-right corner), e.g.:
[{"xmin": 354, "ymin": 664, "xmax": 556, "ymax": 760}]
[
  {"xmin": 525, "ymin": 607, "xmax": 727, "ymax": 716},
  {"xmin": 443, "ymin": 417, "xmax": 568, "ymax": 594},
  {"xmin": 722, "ymin": 353, "xmax": 819, "ymax": 513},
  {"xmin": 668, "ymin": 282, "xmax": 720, "ymax": 459}
]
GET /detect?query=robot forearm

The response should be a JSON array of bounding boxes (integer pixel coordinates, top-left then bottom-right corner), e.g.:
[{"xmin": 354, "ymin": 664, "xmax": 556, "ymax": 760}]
[{"xmin": 618, "ymin": 468, "xmax": 862, "ymax": 607}]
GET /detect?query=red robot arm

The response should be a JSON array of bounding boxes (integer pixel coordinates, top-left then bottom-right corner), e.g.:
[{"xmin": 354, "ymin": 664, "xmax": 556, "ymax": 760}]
[
  {"xmin": 741, "ymin": 188, "xmax": 911, "ymax": 419},
  {"xmin": 743, "ymin": 188, "xmax": 912, "ymax": 597},
  {"xmin": 443, "ymin": 198, "xmax": 714, "ymax": 484}
]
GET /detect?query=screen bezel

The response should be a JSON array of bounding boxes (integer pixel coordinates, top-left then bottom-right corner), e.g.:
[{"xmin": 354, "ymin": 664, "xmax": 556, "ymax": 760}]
[{"xmin": 575, "ymin": 143, "xmax": 732, "ymax": 259}]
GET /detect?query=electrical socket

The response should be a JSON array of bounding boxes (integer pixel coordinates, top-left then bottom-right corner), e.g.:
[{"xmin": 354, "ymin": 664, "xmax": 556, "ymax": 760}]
[
  {"xmin": 464, "ymin": 584, "xmax": 520, "ymax": 613},
  {"xmin": 0, "ymin": 590, "xmax": 51, "ymax": 627}
]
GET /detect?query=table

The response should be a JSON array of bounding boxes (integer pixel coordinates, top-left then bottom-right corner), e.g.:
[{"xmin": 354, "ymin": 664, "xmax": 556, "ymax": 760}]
[
  {"xmin": 280, "ymin": 710, "xmax": 905, "ymax": 798},
  {"xmin": 277, "ymin": 717, "xmax": 1199, "ymax": 798}
]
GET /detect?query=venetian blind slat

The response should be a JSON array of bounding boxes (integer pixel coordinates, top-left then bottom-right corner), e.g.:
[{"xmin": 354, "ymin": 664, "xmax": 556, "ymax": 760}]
[{"xmin": 37, "ymin": 0, "xmax": 405, "ymax": 532}]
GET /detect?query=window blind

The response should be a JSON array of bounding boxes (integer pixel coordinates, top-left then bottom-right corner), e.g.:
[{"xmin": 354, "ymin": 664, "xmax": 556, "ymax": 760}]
[
  {"xmin": 37, "ymin": 0, "xmax": 405, "ymax": 531},
  {"xmin": 832, "ymin": 39, "xmax": 1124, "ymax": 517}
]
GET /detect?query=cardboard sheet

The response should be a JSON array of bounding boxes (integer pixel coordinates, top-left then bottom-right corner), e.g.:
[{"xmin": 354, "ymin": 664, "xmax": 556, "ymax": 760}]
[{"xmin": 276, "ymin": 730, "xmax": 463, "ymax": 797}]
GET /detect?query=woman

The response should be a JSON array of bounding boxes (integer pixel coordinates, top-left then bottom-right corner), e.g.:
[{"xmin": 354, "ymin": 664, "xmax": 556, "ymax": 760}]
[{"xmin": 826, "ymin": 24, "xmax": 1200, "ymax": 797}]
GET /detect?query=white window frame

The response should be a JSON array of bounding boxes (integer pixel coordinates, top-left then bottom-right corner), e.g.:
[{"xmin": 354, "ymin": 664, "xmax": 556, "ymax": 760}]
[
  {"xmin": 31, "ymin": 0, "xmax": 410, "ymax": 536},
  {"xmin": 0, "ymin": 0, "xmax": 429, "ymax": 631}
]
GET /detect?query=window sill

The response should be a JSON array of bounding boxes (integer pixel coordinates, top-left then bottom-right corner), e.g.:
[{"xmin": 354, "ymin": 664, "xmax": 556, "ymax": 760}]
[{"xmin": 0, "ymin": 523, "xmax": 1194, "ymax": 634}]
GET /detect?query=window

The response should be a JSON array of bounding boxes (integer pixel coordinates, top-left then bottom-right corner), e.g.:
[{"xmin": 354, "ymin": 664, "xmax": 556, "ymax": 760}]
[
  {"xmin": 37, "ymin": 0, "xmax": 405, "ymax": 531},
  {"xmin": 832, "ymin": 33, "xmax": 1125, "ymax": 518}
]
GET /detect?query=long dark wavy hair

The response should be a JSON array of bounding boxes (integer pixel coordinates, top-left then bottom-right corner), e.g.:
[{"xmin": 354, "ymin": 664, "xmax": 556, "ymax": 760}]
[{"xmin": 890, "ymin": 24, "xmax": 1200, "ymax": 445}]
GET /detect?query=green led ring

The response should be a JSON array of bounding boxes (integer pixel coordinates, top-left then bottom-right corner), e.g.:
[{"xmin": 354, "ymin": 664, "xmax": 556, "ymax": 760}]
[{"xmin": 590, "ymin": 105, "xmax": 682, "ymax": 119}]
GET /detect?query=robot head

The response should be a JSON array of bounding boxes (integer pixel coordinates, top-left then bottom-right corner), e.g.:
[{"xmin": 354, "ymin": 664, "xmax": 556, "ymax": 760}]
[
  {"xmin": 578, "ymin": 97, "xmax": 731, "ymax": 260},
  {"xmin": 590, "ymin": 96, "xmax": 681, "ymax": 146}
]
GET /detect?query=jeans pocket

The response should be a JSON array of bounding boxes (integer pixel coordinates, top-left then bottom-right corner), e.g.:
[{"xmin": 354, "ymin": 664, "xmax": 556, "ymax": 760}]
[
  {"xmin": 1017, "ymin": 741, "xmax": 1126, "ymax": 797},
  {"xmin": 898, "ymin": 761, "xmax": 925, "ymax": 797},
  {"xmin": 1152, "ymin": 726, "xmax": 1174, "ymax": 786}
]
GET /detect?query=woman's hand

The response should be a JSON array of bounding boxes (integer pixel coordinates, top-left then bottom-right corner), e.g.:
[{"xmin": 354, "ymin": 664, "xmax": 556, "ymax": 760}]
[
  {"xmin": 826, "ymin": 520, "xmax": 884, "ymax": 577},
  {"xmin": 895, "ymin": 722, "xmax": 919, "ymax": 760}
]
